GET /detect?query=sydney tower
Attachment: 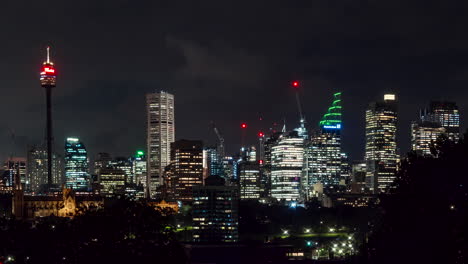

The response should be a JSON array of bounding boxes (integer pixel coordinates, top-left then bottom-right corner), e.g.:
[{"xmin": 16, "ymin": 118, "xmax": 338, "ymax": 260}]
[{"xmin": 39, "ymin": 47, "xmax": 56, "ymax": 190}]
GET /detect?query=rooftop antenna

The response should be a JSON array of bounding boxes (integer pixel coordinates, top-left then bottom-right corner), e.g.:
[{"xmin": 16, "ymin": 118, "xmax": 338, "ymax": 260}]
[{"xmin": 46, "ymin": 46, "xmax": 50, "ymax": 63}]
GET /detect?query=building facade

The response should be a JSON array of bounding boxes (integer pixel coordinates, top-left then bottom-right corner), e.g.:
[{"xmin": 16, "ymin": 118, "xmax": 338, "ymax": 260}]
[
  {"xmin": 411, "ymin": 121, "xmax": 446, "ymax": 156},
  {"xmin": 421, "ymin": 101, "xmax": 460, "ymax": 141},
  {"xmin": 65, "ymin": 138, "xmax": 90, "ymax": 191},
  {"xmin": 167, "ymin": 140, "xmax": 203, "ymax": 202},
  {"xmin": 99, "ymin": 168, "xmax": 126, "ymax": 197},
  {"xmin": 271, "ymin": 131, "xmax": 304, "ymax": 201},
  {"xmin": 192, "ymin": 175, "xmax": 239, "ymax": 243},
  {"xmin": 27, "ymin": 146, "xmax": 63, "ymax": 193},
  {"xmin": 146, "ymin": 91, "xmax": 175, "ymax": 198},
  {"xmin": 303, "ymin": 92, "xmax": 342, "ymax": 199},
  {"xmin": 239, "ymin": 161, "xmax": 261, "ymax": 200},
  {"xmin": 94, "ymin": 152, "xmax": 112, "ymax": 175},
  {"xmin": 3, "ymin": 158, "xmax": 27, "ymax": 190},
  {"xmin": 364, "ymin": 94, "xmax": 398, "ymax": 193},
  {"xmin": 132, "ymin": 150, "xmax": 147, "ymax": 187}
]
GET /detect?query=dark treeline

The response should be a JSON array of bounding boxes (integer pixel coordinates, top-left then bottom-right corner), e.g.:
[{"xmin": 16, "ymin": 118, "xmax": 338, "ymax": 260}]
[
  {"xmin": 0, "ymin": 199, "xmax": 186, "ymax": 264},
  {"xmin": 363, "ymin": 134, "xmax": 468, "ymax": 264}
]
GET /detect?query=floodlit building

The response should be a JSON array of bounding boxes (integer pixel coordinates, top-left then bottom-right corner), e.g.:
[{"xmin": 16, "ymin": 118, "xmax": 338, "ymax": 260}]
[
  {"xmin": 365, "ymin": 94, "xmax": 398, "ymax": 193},
  {"xmin": 65, "ymin": 138, "xmax": 90, "ymax": 191},
  {"xmin": 192, "ymin": 175, "xmax": 239, "ymax": 243},
  {"xmin": 168, "ymin": 140, "xmax": 203, "ymax": 202},
  {"xmin": 146, "ymin": 91, "xmax": 175, "ymax": 198},
  {"xmin": 271, "ymin": 131, "xmax": 304, "ymax": 201},
  {"xmin": 239, "ymin": 161, "xmax": 261, "ymax": 200}
]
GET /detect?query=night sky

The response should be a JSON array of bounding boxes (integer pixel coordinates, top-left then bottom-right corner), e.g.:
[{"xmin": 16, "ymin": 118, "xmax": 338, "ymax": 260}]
[{"xmin": 1, "ymin": 0, "xmax": 467, "ymax": 162}]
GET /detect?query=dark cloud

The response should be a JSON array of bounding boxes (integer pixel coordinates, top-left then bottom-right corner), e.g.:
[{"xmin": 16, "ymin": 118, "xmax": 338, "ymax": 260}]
[{"xmin": 0, "ymin": 0, "xmax": 467, "ymax": 162}]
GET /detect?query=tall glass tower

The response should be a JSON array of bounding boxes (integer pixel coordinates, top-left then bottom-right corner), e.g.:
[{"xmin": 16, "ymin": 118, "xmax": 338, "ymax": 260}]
[
  {"xmin": 304, "ymin": 92, "xmax": 342, "ymax": 197},
  {"xmin": 365, "ymin": 94, "xmax": 398, "ymax": 193},
  {"xmin": 65, "ymin": 138, "xmax": 89, "ymax": 191},
  {"xmin": 146, "ymin": 91, "xmax": 175, "ymax": 198}
]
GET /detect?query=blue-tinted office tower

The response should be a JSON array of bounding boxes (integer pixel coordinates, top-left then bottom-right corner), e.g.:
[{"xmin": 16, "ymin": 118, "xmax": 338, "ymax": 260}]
[{"xmin": 65, "ymin": 138, "xmax": 90, "ymax": 191}]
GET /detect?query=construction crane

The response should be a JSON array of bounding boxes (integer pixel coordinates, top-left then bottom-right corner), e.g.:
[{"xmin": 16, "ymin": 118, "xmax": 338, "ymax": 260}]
[
  {"xmin": 211, "ymin": 122, "xmax": 225, "ymax": 159},
  {"xmin": 292, "ymin": 81, "xmax": 307, "ymax": 138}
]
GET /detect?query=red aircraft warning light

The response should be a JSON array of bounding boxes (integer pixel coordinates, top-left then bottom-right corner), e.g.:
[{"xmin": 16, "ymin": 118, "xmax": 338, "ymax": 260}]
[
  {"xmin": 241, "ymin": 123, "xmax": 247, "ymax": 129},
  {"xmin": 258, "ymin": 132, "xmax": 264, "ymax": 137},
  {"xmin": 292, "ymin": 81, "xmax": 299, "ymax": 87}
]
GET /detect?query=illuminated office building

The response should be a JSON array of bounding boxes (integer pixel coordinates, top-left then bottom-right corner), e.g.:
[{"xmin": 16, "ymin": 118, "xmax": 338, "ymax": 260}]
[
  {"xmin": 365, "ymin": 94, "xmax": 398, "ymax": 193},
  {"xmin": 99, "ymin": 168, "xmax": 126, "ymax": 197},
  {"xmin": 192, "ymin": 175, "xmax": 239, "ymax": 243},
  {"xmin": 65, "ymin": 138, "xmax": 90, "ymax": 191},
  {"xmin": 203, "ymin": 147, "xmax": 223, "ymax": 177},
  {"xmin": 146, "ymin": 91, "xmax": 175, "ymax": 198},
  {"xmin": 304, "ymin": 92, "xmax": 342, "ymax": 196},
  {"xmin": 27, "ymin": 146, "xmax": 63, "ymax": 193},
  {"xmin": 168, "ymin": 140, "xmax": 203, "ymax": 202},
  {"xmin": 132, "ymin": 150, "xmax": 147, "ymax": 187},
  {"xmin": 110, "ymin": 157, "xmax": 134, "ymax": 184},
  {"xmin": 262, "ymin": 132, "xmax": 281, "ymax": 198},
  {"xmin": 3, "ymin": 158, "xmax": 27, "ymax": 189},
  {"xmin": 239, "ymin": 161, "xmax": 261, "ymax": 200},
  {"xmin": 421, "ymin": 101, "xmax": 460, "ymax": 142},
  {"xmin": 411, "ymin": 121, "xmax": 446, "ymax": 156},
  {"xmin": 271, "ymin": 131, "xmax": 304, "ymax": 201}
]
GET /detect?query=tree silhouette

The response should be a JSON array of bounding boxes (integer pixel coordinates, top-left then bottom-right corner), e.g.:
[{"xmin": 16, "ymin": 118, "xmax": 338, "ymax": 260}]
[
  {"xmin": 0, "ymin": 198, "xmax": 186, "ymax": 264},
  {"xmin": 364, "ymin": 133, "xmax": 468, "ymax": 264}
]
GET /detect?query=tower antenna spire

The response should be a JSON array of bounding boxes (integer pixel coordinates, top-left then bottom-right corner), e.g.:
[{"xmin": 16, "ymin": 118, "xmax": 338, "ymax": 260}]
[{"xmin": 47, "ymin": 46, "xmax": 50, "ymax": 63}]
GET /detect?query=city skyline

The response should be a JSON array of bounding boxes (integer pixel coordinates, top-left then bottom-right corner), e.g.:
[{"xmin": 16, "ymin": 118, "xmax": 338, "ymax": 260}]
[{"xmin": 1, "ymin": 1, "xmax": 468, "ymax": 163}]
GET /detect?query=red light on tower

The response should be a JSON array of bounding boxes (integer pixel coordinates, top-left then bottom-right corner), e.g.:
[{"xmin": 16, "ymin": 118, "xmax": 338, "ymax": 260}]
[
  {"xmin": 258, "ymin": 132, "xmax": 264, "ymax": 137},
  {"xmin": 241, "ymin": 123, "xmax": 247, "ymax": 129},
  {"xmin": 292, "ymin": 81, "xmax": 299, "ymax": 87}
]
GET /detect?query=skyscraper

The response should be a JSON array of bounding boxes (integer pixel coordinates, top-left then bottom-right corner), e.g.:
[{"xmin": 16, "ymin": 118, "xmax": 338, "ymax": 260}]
[
  {"xmin": 167, "ymin": 140, "xmax": 203, "ymax": 202},
  {"xmin": 303, "ymin": 92, "xmax": 342, "ymax": 198},
  {"xmin": 239, "ymin": 161, "xmax": 261, "ymax": 200},
  {"xmin": 146, "ymin": 91, "xmax": 175, "ymax": 198},
  {"xmin": 421, "ymin": 101, "xmax": 460, "ymax": 142},
  {"xmin": 262, "ymin": 132, "xmax": 282, "ymax": 198},
  {"xmin": 27, "ymin": 146, "xmax": 63, "ymax": 193},
  {"xmin": 203, "ymin": 147, "xmax": 223, "ymax": 177},
  {"xmin": 132, "ymin": 150, "xmax": 147, "ymax": 187},
  {"xmin": 271, "ymin": 131, "xmax": 304, "ymax": 201},
  {"xmin": 365, "ymin": 94, "xmax": 398, "ymax": 193},
  {"xmin": 65, "ymin": 138, "xmax": 90, "ymax": 191},
  {"xmin": 39, "ymin": 47, "xmax": 57, "ymax": 190}
]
